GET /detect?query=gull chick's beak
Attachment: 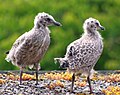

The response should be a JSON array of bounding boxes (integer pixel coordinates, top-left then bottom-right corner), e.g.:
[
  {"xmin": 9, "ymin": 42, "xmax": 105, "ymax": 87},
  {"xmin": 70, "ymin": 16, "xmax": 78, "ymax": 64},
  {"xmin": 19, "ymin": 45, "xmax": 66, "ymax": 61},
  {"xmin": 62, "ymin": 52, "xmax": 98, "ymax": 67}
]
[
  {"xmin": 53, "ymin": 21, "xmax": 62, "ymax": 26},
  {"xmin": 100, "ymin": 26, "xmax": 105, "ymax": 30}
]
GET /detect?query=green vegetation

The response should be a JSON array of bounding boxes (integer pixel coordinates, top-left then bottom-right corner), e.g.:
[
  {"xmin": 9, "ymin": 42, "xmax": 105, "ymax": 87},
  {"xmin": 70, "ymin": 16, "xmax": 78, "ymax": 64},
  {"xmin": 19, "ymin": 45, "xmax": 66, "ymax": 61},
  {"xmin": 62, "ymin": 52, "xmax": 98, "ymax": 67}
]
[{"xmin": 0, "ymin": 0, "xmax": 120, "ymax": 70}]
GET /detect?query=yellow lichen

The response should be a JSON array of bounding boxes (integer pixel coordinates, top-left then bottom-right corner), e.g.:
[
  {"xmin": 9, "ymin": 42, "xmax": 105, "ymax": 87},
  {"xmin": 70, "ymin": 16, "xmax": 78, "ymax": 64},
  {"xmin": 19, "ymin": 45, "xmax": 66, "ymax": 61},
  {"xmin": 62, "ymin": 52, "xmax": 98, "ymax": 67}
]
[{"xmin": 0, "ymin": 79, "xmax": 5, "ymax": 84}]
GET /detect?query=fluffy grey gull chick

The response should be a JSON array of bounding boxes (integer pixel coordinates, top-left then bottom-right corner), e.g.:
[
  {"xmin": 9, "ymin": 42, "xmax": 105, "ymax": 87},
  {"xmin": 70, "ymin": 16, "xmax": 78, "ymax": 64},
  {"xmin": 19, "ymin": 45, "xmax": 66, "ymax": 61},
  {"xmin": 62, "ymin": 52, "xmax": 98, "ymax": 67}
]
[
  {"xmin": 5, "ymin": 12, "xmax": 62, "ymax": 85},
  {"xmin": 54, "ymin": 17, "xmax": 104, "ymax": 93}
]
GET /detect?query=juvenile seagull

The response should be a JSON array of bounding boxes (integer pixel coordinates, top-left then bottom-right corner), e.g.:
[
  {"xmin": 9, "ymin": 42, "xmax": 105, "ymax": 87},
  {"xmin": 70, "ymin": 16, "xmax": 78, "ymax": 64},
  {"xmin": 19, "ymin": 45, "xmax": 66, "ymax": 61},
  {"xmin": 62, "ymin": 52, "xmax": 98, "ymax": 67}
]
[
  {"xmin": 54, "ymin": 17, "xmax": 104, "ymax": 93},
  {"xmin": 5, "ymin": 12, "xmax": 62, "ymax": 85}
]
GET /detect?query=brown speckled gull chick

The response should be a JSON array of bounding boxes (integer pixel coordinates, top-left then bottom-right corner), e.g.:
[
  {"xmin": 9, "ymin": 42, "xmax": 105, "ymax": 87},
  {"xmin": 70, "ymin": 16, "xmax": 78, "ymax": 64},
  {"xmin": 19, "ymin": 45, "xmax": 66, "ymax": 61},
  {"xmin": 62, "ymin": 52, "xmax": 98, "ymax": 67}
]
[
  {"xmin": 54, "ymin": 17, "xmax": 104, "ymax": 94},
  {"xmin": 5, "ymin": 12, "xmax": 62, "ymax": 85}
]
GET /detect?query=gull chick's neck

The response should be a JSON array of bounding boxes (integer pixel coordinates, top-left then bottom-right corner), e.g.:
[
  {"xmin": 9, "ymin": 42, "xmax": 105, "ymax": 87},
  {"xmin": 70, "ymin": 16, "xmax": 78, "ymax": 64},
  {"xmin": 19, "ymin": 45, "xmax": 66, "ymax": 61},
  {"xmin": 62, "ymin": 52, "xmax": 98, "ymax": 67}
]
[
  {"xmin": 34, "ymin": 23, "xmax": 46, "ymax": 29},
  {"xmin": 83, "ymin": 29, "xmax": 102, "ymax": 40},
  {"xmin": 33, "ymin": 24, "xmax": 50, "ymax": 34},
  {"xmin": 85, "ymin": 28, "xmax": 96, "ymax": 35}
]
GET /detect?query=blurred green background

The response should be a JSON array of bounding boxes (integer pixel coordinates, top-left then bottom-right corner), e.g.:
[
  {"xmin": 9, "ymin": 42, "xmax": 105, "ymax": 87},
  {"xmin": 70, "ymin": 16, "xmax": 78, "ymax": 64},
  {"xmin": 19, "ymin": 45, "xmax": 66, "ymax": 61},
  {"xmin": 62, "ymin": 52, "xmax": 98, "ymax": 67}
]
[{"xmin": 0, "ymin": 0, "xmax": 120, "ymax": 70}]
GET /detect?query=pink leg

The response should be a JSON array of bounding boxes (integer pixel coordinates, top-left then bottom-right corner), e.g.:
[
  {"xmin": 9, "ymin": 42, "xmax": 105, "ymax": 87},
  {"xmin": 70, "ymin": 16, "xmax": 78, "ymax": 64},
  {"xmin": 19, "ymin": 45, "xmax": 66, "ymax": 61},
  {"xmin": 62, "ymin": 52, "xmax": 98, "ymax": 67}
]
[
  {"xmin": 20, "ymin": 67, "xmax": 23, "ymax": 85},
  {"xmin": 35, "ymin": 63, "xmax": 39, "ymax": 85},
  {"xmin": 87, "ymin": 75, "xmax": 93, "ymax": 94},
  {"xmin": 70, "ymin": 73, "xmax": 75, "ymax": 92}
]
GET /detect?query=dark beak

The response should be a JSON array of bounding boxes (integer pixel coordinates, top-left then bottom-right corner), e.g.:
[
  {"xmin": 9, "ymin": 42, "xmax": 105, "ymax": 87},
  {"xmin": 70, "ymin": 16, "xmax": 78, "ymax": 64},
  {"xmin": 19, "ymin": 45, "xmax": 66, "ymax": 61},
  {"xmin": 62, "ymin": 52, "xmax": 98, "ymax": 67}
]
[
  {"xmin": 53, "ymin": 21, "xmax": 62, "ymax": 26},
  {"xmin": 100, "ymin": 26, "xmax": 105, "ymax": 30}
]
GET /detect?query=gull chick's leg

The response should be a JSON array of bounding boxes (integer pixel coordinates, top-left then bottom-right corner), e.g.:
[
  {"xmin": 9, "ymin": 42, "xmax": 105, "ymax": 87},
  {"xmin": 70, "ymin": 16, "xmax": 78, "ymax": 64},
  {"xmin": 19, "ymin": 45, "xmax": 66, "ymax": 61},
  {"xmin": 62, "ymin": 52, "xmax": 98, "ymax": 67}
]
[
  {"xmin": 20, "ymin": 67, "xmax": 23, "ymax": 85},
  {"xmin": 70, "ymin": 73, "xmax": 75, "ymax": 92},
  {"xmin": 87, "ymin": 75, "xmax": 93, "ymax": 94},
  {"xmin": 35, "ymin": 63, "xmax": 39, "ymax": 85}
]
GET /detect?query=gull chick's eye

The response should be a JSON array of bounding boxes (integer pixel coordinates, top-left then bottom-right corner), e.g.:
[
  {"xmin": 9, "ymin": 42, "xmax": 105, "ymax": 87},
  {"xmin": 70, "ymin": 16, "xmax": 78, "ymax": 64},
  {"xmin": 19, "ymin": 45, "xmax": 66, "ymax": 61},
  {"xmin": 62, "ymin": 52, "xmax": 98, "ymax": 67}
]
[
  {"xmin": 46, "ymin": 18, "xmax": 51, "ymax": 21},
  {"xmin": 95, "ymin": 22, "xmax": 99, "ymax": 26}
]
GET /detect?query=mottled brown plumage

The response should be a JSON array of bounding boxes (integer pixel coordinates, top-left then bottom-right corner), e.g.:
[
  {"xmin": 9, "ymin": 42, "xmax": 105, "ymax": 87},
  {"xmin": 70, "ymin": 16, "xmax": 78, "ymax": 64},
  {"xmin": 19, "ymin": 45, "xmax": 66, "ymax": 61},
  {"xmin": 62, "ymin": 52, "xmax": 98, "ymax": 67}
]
[
  {"xmin": 54, "ymin": 17, "xmax": 105, "ymax": 93},
  {"xmin": 5, "ymin": 12, "xmax": 61, "ymax": 84}
]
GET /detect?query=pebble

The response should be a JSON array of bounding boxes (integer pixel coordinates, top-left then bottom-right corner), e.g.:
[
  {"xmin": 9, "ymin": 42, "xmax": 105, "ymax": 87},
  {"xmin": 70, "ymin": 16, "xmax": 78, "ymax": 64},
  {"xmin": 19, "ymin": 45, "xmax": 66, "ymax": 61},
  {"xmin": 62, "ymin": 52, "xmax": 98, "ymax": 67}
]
[{"xmin": 0, "ymin": 71, "xmax": 119, "ymax": 95}]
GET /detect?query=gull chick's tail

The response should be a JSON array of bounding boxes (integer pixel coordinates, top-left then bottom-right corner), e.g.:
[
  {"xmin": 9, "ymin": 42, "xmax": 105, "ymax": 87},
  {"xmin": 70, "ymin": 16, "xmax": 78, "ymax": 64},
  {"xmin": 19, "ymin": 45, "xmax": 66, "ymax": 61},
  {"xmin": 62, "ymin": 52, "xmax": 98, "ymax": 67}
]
[
  {"xmin": 54, "ymin": 58, "xmax": 69, "ymax": 68},
  {"xmin": 5, "ymin": 51, "xmax": 9, "ymax": 54},
  {"xmin": 5, "ymin": 51, "xmax": 11, "ymax": 63},
  {"xmin": 5, "ymin": 55, "xmax": 11, "ymax": 62}
]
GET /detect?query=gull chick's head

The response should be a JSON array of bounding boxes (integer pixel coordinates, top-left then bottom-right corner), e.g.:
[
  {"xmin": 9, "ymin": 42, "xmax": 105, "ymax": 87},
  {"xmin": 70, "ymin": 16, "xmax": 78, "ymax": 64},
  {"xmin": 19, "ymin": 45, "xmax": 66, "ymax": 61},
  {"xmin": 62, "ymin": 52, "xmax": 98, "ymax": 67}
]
[
  {"xmin": 34, "ymin": 12, "xmax": 62, "ymax": 28},
  {"xmin": 83, "ymin": 17, "xmax": 105, "ymax": 33}
]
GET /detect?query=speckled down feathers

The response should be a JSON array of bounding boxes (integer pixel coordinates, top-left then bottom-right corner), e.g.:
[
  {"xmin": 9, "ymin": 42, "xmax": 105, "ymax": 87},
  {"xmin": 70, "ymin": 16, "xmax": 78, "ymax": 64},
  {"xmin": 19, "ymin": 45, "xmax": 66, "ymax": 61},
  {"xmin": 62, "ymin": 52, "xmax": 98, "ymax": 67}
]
[
  {"xmin": 55, "ymin": 17, "xmax": 104, "ymax": 76},
  {"xmin": 66, "ymin": 32, "xmax": 103, "ymax": 75}
]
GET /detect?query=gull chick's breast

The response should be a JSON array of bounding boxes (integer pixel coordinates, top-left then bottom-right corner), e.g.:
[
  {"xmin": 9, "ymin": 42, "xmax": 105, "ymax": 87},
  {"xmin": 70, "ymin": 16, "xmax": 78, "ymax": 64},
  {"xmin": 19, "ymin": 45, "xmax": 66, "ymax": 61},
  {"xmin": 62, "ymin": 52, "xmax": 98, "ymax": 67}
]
[
  {"xmin": 66, "ymin": 33, "xmax": 103, "ymax": 74},
  {"xmin": 9, "ymin": 28, "xmax": 50, "ymax": 67}
]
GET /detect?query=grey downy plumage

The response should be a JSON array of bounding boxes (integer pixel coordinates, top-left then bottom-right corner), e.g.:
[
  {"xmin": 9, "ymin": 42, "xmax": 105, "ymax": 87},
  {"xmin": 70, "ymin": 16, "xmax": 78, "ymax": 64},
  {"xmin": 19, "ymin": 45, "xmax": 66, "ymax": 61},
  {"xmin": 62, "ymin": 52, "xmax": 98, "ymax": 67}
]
[{"xmin": 5, "ymin": 12, "xmax": 62, "ymax": 85}]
